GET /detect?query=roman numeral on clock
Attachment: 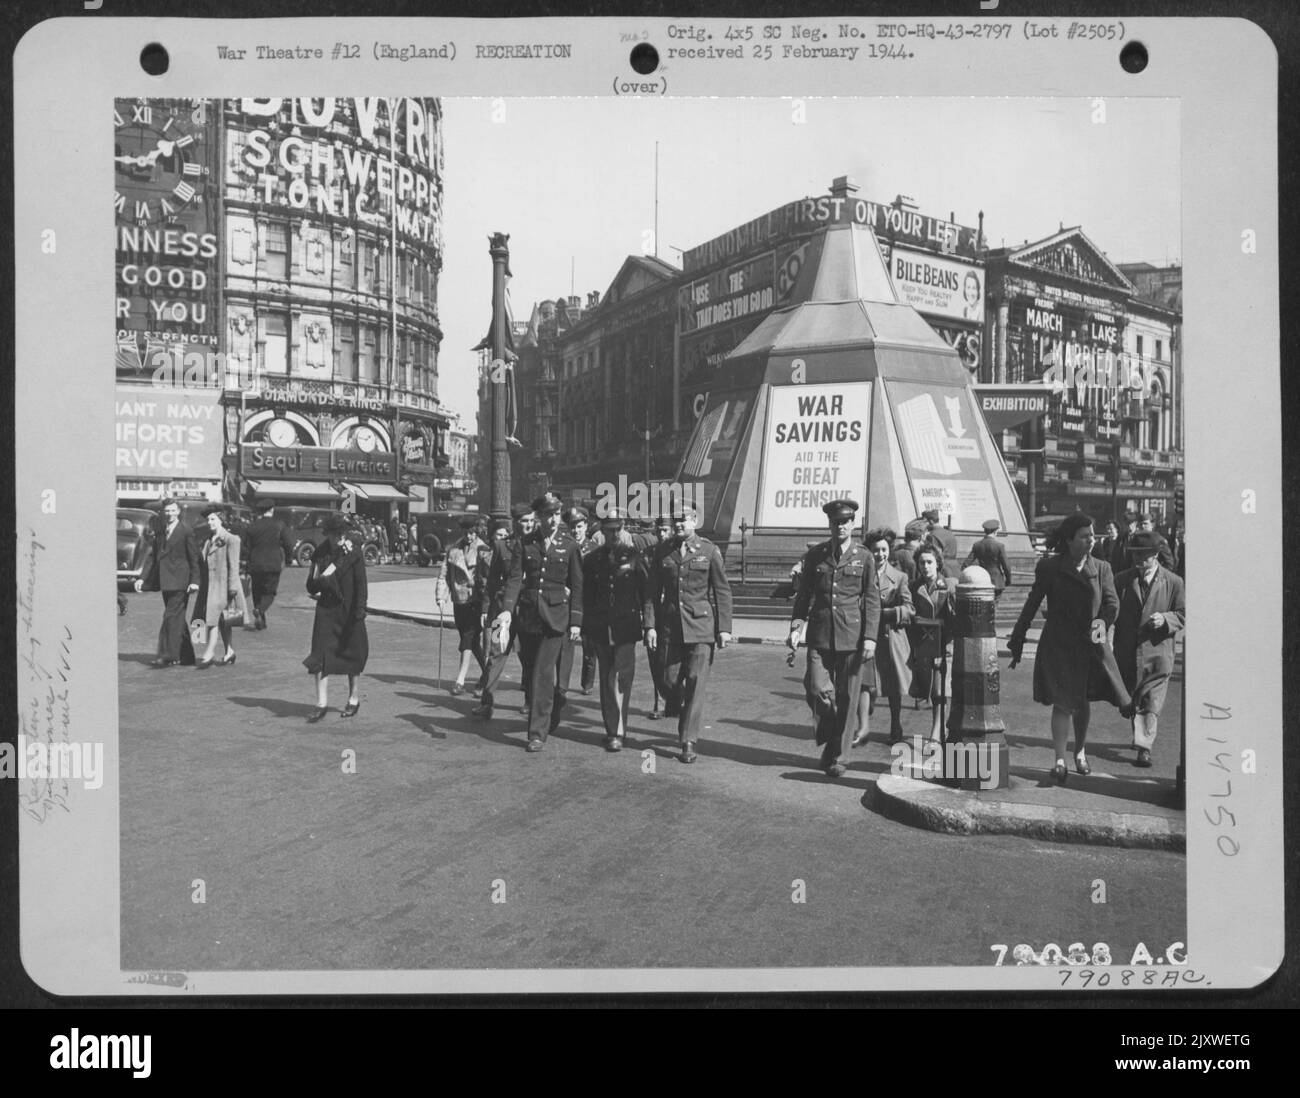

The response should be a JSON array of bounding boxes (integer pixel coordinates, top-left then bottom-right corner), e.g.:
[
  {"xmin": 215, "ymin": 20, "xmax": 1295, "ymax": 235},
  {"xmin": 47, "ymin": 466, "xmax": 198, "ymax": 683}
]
[
  {"xmin": 131, "ymin": 104, "xmax": 152, "ymax": 124},
  {"xmin": 135, "ymin": 200, "xmax": 150, "ymax": 220}
]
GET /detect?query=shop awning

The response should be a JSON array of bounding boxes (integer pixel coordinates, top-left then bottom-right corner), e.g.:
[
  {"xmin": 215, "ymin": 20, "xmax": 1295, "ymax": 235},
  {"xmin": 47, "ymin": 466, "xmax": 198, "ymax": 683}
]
[
  {"xmin": 342, "ymin": 482, "xmax": 411, "ymax": 501},
  {"xmin": 246, "ymin": 479, "xmax": 341, "ymax": 500}
]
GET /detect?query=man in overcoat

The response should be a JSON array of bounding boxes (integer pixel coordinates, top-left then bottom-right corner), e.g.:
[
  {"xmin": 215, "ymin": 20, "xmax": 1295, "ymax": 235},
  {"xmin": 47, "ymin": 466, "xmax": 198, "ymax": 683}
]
[
  {"xmin": 582, "ymin": 508, "xmax": 649, "ymax": 751},
  {"xmin": 498, "ymin": 493, "xmax": 584, "ymax": 751},
  {"xmin": 1113, "ymin": 531, "xmax": 1186, "ymax": 768},
  {"xmin": 240, "ymin": 498, "xmax": 296, "ymax": 630},
  {"xmin": 788, "ymin": 499, "xmax": 881, "ymax": 778},
  {"xmin": 134, "ymin": 499, "xmax": 201, "ymax": 668},
  {"xmin": 643, "ymin": 504, "xmax": 733, "ymax": 763},
  {"xmin": 962, "ymin": 518, "xmax": 1014, "ymax": 600}
]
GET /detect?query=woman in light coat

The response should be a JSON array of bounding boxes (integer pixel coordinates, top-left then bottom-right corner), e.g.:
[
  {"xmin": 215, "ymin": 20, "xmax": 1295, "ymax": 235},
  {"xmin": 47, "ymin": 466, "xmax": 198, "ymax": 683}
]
[
  {"xmin": 855, "ymin": 527, "xmax": 914, "ymax": 745},
  {"xmin": 195, "ymin": 505, "xmax": 247, "ymax": 669}
]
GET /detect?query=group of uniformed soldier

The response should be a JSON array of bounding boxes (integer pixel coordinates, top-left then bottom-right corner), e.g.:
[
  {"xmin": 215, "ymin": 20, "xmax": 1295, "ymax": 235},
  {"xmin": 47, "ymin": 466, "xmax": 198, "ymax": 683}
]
[{"xmin": 467, "ymin": 493, "xmax": 733, "ymax": 762}]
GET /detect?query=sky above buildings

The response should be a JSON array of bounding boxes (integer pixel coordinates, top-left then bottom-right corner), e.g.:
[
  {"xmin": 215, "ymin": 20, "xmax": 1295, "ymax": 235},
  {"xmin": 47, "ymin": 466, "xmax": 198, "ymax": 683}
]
[{"xmin": 438, "ymin": 96, "xmax": 1180, "ymax": 429}]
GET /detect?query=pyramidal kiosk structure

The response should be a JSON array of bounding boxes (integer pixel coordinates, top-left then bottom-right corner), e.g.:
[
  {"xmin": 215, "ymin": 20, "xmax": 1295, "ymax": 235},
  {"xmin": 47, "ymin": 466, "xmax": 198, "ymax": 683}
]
[{"xmin": 675, "ymin": 219, "xmax": 1033, "ymax": 563}]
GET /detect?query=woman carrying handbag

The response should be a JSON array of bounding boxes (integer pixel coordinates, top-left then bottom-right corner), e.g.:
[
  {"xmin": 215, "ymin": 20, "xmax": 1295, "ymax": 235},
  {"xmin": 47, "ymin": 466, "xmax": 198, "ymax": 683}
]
[
  {"xmin": 303, "ymin": 514, "xmax": 369, "ymax": 722},
  {"xmin": 194, "ymin": 505, "xmax": 248, "ymax": 669}
]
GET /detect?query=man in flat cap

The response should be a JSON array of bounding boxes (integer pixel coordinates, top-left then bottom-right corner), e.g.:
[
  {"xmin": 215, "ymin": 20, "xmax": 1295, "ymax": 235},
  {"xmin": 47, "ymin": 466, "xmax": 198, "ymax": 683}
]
[
  {"xmin": 921, "ymin": 509, "xmax": 959, "ymax": 578},
  {"xmin": 239, "ymin": 498, "xmax": 296, "ymax": 630},
  {"xmin": 1112, "ymin": 530, "xmax": 1186, "ymax": 768},
  {"xmin": 473, "ymin": 504, "xmax": 536, "ymax": 718},
  {"xmin": 643, "ymin": 503, "xmax": 733, "ymax": 763},
  {"xmin": 498, "ymin": 492, "xmax": 585, "ymax": 751},
  {"xmin": 558, "ymin": 505, "xmax": 600, "ymax": 698},
  {"xmin": 1135, "ymin": 512, "xmax": 1177, "ymax": 571},
  {"xmin": 788, "ymin": 499, "xmax": 881, "ymax": 778},
  {"xmin": 962, "ymin": 518, "xmax": 1013, "ymax": 601},
  {"xmin": 582, "ymin": 508, "xmax": 649, "ymax": 751},
  {"xmin": 444, "ymin": 515, "xmax": 492, "ymax": 695}
]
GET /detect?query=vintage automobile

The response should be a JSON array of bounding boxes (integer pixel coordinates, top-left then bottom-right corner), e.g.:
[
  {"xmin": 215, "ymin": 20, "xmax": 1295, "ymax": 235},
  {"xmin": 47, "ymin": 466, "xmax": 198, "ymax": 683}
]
[{"xmin": 116, "ymin": 508, "xmax": 156, "ymax": 589}]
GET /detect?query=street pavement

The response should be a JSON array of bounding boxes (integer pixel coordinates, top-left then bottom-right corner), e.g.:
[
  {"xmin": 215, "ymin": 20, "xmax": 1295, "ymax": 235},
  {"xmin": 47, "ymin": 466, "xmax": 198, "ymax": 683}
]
[{"xmin": 118, "ymin": 571, "xmax": 1186, "ymax": 975}]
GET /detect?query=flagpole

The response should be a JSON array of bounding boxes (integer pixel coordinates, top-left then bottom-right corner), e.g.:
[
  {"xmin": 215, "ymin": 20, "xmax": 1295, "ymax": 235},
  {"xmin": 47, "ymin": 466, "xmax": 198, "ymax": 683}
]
[{"xmin": 489, "ymin": 233, "xmax": 512, "ymax": 519}]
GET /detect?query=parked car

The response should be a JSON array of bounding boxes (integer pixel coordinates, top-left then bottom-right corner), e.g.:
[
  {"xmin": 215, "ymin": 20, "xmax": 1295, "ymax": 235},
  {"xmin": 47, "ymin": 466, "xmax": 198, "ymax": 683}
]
[
  {"xmin": 116, "ymin": 508, "xmax": 155, "ymax": 589},
  {"xmin": 412, "ymin": 510, "xmax": 486, "ymax": 565},
  {"xmin": 273, "ymin": 507, "xmax": 338, "ymax": 567},
  {"xmin": 143, "ymin": 498, "xmax": 256, "ymax": 540}
]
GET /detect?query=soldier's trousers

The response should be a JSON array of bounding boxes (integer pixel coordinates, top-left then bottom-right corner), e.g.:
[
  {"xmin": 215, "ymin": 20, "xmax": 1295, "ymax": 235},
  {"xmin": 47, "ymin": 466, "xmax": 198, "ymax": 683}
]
[
  {"xmin": 663, "ymin": 642, "xmax": 714, "ymax": 744},
  {"xmin": 558, "ymin": 635, "xmax": 597, "ymax": 693},
  {"xmin": 518, "ymin": 630, "xmax": 567, "ymax": 741},
  {"xmin": 646, "ymin": 643, "xmax": 669, "ymax": 712},
  {"xmin": 593, "ymin": 641, "xmax": 638, "ymax": 739},
  {"xmin": 805, "ymin": 647, "xmax": 865, "ymax": 769},
  {"xmin": 479, "ymin": 623, "xmax": 530, "ymax": 710}
]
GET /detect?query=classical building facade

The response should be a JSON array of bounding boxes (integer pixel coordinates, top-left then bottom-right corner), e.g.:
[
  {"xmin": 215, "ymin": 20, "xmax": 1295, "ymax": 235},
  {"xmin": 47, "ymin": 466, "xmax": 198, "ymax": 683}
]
[
  {"xmin": 114, "ymin": 96, "xmax": 453, "ymax": 519},
  {"xmin": 983, "ymin": 229, "xmax": 1183, "ymax": 523}
]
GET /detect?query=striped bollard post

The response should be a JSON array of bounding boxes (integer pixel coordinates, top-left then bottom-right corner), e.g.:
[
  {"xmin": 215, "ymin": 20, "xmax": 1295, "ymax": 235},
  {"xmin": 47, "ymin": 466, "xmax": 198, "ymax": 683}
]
[{"xmin": 946, "ymin": 565, "xmax": 1010, "ymax": 790}]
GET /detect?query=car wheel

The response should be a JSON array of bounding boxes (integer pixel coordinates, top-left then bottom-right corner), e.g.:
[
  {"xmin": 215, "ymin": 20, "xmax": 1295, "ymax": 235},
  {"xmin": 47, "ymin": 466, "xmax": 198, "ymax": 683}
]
[
  {"xmin": 363, "ymin": 544, "xmax": 380, "ymax": 567},
  {"xmin": 295, "ymin": 542, "xmax": 315, "ymax": 567},
  {"xmin": 420, "ymin": 534, "xmax": 441, "ymax": 563}
]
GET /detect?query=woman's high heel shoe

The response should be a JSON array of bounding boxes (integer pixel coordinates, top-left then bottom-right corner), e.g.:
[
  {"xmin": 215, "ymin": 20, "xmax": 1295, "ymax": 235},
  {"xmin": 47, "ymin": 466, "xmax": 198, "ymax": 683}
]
[
  {"xmin": 340, "ymin": 701, "xmax": 361, "ymax": 718},
  {"xmin": 1051, "ymin": 762, "xmax": 1068, "ymax": 785},
  {"xmin": 195, "ymin": 658, "xmax": 213, "ymax": 670},
  {"xmin": 1074, "ymin": 751, "xmax": 1091, "ymax": 775},
  {"xmin": 306, "ymin": 706, "xmax": 329, "ymax": 724},
  {"xmin": 218, "ymin": 652, "xmax": 237, "ymax": 666}
]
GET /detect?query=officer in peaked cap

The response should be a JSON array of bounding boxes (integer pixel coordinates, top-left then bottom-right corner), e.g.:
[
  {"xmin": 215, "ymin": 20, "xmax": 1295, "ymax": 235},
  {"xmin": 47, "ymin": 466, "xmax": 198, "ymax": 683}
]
[
  {"xmin": 559, "ymin": 505, "xmax": 599, "ymax": 697},
  {"xmin": 788, "ymin": 498, "xmax": 880, "ymax": 779},
  {"xmin": 643, "ymin": 502, "xmax": 733, "ymax": 763},
  {"xmin": 962, "ymin": 517, "xmax": 1013, "ymax": 599},
  {"xmin": 496, "ymin": 492, "xmax": 584, "ymax": 751},
  {"xmin": 472, "ymin": 503, "xmax": 539, "ymax": 718},
  {"xmin": 582, "ymin": 507, "xmax": 650, "ymax": 751}
]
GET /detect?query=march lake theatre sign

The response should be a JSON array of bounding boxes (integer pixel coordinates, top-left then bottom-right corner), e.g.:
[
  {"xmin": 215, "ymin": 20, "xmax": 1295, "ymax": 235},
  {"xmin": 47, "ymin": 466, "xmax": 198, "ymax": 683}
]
[{"xmin": 242, "ymin": 444, "xmax": 396, "ymax": 481}]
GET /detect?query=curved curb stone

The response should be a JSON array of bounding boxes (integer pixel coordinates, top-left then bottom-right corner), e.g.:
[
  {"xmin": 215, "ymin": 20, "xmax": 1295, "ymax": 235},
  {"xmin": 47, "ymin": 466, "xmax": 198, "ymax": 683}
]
[{"xmin": 872, "ymin": 775, "xmax": 1185, "ymax": 852}]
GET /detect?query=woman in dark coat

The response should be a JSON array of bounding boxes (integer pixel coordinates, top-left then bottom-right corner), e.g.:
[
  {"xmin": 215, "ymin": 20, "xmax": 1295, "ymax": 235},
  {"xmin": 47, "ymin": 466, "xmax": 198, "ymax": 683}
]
[
  {"xmin": 1008, "ymin": 513, "xmax": 1130, "ymax": 783},
  {"xmin": 906, "ymin": 545, "xmax": 955, "ymax": 743},
  {"xmin": 303, "ymin": 514, "xmax": 369, "ymax": 722}
]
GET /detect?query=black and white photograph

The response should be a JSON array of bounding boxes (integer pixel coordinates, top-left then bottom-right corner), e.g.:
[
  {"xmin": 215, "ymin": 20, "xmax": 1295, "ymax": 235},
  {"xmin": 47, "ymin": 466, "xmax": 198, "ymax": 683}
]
[
  {"xmin": 7, "ymin": 12, "xmax": 1284, "ymax": 1006},
  {"xmin": 109, "ymin": 93, "xmax": 1190, "ymax": 974}
]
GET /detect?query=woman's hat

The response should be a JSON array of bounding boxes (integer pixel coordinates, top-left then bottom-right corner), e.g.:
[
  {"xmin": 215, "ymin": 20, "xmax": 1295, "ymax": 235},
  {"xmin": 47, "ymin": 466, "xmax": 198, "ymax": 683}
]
[{"xmin": 322, "ymin": 513, "xmax": 351, "ymax": 536}]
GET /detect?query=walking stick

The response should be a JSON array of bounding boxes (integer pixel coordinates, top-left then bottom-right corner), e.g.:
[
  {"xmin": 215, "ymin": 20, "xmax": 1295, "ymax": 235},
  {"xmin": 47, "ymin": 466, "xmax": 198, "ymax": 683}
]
[{"xmin": 435, "ymin": 571, "xmax": 446, "ymax": 691}]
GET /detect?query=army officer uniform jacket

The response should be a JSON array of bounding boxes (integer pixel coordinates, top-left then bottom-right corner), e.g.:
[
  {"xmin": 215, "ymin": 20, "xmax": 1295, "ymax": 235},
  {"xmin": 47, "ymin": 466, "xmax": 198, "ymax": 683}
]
[
  {"xmin": 644, "ymin": 534, "xmax": 733, "ymax": 646},
  {"xmin": 501, "ymin": 529, "xmax": 585, "ymax": 636},
  {"xmin": 791, "ymin": 539, "xmax": 882, "ymax": 653}
]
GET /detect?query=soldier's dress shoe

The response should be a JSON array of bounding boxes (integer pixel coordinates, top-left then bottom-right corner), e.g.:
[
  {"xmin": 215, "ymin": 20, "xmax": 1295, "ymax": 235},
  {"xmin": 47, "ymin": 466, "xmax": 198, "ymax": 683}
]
[
  {"xmin": 525, "ymin": 738, "xmax": 544, "ymax": 753},
  {"xmin": 470, "ymin": 703, "xmax": 493, "ymax": 718},
  {"xmin": 826, "ymin": 763, "xmax": 847, "ymax": 779},
  {"xmin": 603, "ymin": 736, "xmax": 621, "ymax": 752},
  {"xmin": 678, "ymin": 742, "xmax": 697, "ymax": 764},
  {"xmin": 1134, "ymin": 747, "xmax": 1153, "ymax": 768}
]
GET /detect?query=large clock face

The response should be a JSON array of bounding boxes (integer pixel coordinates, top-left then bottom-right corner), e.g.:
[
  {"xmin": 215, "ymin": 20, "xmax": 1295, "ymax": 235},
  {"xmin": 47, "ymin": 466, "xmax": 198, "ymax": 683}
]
[
  {"xmin": 353, "ymin": 426, "xmax": 378, "ymax": 453},
  {"xmin": 266, "ymin": 419, "xmax": 298, "ymax": 448},
  {"xmin": 114, "ymin": 100, "xmax": 208, "ymax": 226}
]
